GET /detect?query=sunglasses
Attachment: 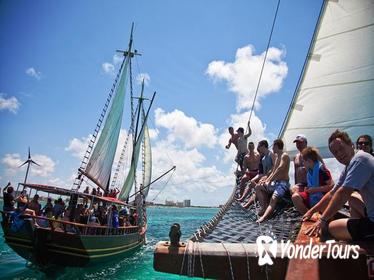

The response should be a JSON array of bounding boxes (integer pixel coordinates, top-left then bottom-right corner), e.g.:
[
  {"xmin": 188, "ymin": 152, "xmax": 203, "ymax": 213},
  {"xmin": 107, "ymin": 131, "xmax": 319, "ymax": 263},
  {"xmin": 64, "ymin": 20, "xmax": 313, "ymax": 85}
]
[{"xmin": 357, "ymin": 141, "xmax": 370, "ymax": 146}]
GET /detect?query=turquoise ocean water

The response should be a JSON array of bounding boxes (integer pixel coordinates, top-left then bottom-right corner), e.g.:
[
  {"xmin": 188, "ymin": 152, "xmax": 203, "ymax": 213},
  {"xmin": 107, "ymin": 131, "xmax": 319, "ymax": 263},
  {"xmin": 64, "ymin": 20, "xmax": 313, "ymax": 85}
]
[{"xmin": 0, "ymin": 201, "xmax": 218, "ymax": 279}]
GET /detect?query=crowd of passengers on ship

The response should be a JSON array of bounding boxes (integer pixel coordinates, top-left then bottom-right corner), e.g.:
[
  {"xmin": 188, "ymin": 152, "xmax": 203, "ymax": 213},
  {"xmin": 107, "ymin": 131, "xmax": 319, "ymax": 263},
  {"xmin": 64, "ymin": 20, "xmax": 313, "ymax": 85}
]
[
  {"xmin": 226, "ymin": 123, "xmax": 374, "ymax": 242},
  {"xmin": 2, "ymin": 184, "xmax": 144, "ymax": 233}
]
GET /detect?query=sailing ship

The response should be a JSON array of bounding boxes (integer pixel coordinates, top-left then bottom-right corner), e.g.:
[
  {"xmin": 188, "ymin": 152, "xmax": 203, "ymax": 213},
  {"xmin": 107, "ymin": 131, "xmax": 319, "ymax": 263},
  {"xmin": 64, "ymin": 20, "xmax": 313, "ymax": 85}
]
[
  {"xmin": 1, "ymin": 24, "xmax": 159, "ymax": 267},
  {"xmin": 154, "ymin": 0, "xmax": 374, "ymax": 279}
]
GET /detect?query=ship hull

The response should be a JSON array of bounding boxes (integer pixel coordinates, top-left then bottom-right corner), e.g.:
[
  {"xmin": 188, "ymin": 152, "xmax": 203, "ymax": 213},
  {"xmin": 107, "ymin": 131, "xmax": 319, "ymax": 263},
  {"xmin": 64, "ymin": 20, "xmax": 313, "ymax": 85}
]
[{"xmin": 2, "ymin": 218, "xmax": 145, "ymax": 267}]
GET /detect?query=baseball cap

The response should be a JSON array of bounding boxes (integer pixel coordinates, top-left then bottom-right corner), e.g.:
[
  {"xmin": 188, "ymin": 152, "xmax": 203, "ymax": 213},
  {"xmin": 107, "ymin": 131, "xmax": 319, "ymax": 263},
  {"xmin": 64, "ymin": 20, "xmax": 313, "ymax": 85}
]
[{"xmin": 293, "ymin": 134, "xmax": 307, "ymax": 143}]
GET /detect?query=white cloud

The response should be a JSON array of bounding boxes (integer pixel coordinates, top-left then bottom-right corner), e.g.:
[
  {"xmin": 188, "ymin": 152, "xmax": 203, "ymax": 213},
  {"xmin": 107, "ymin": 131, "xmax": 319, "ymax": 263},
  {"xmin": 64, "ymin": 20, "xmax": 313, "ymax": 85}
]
[
  {"xmin": 0, "ymin": 93, "xmax": 20, "ymax": 114},
  {"xmin": 113, "ymin": 54, "xmax": 123, "ymax": 65},
  {"xmin": 26, "ymin": 67, "xmax": 42, "ymax": 80},
  {"xmin": 102, "ymin": 54, "xmax": 125, "ymax": 76},
  {"xmin": 149, "ymin": 128, "xmax": 159, "ymax": 140},
  {"xmin": 155, "ymin": 108, "xmax": 218, "ymax": 149},
  {"xmin": 206, "ymin": 45, "xmax": 288, "ymax": 112},
  {"xmin": 2, "ymin": 153, "xmax": 23, "ymax": 172},
  {"xmin": 65, "ymin": 135, "xmax": 91, "ymax": 158},
  {"xmin": 2, "ymin": 153, "xmax": 55, "ymax": 177},
  {"xmin": 148, "ymin": 140, "xmax": 233, "ymax": 205},
  {"xmin": 136, "ymin": 73, "xmax": 150, "ymax": 86},
  {"xmin": 102, "ymin": 62, "xmax": 115, "ymax": 75}
]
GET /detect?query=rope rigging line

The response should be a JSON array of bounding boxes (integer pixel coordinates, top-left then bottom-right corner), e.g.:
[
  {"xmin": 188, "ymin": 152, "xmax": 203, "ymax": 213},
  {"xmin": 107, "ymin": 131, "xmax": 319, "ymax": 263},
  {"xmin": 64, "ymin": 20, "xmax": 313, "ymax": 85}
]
[
  {"xmin": 150, "ymin": 168, "xmax": 176, "ymax": 202},
  {"xmin": 221, "ymin": 242, "xmax": 235, "ymax": 280},
  {"xmin": 247, "ymin": 0, "xmax": 281, "ymax": 126}
]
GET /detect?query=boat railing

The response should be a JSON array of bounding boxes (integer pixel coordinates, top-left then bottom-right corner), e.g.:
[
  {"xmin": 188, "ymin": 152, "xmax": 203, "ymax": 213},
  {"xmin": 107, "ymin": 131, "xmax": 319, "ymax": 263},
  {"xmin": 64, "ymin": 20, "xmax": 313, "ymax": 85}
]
[{"xmin": 20, "ymin": 214, "xmax": 139, "ymax": 236}]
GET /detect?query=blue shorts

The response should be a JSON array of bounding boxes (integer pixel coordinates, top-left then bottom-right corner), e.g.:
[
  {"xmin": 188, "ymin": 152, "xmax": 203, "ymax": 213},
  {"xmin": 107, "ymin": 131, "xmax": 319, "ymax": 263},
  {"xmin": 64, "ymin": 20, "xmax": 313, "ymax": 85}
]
[{"xmin": 265, "ymin": 180, "xmax": 290, "ymax": 199}]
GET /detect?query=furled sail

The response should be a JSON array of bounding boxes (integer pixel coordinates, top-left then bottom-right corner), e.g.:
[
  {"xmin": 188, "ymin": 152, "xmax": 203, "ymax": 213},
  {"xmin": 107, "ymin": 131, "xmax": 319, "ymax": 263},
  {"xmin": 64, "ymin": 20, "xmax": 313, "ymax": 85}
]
[
  {"xmin": 118, "ymin": 106, "xmax": 150, "ymax": 200},
  {"xmin": 142, "ymin": 114, "xmax": 152, "ymax": 198},
  {"xmin": 279, "ymin": 0, "xmax": 374, "ymax": 158},
  {"xmin": 84, "ymin": 55, "xmax": 130, "ymax": 189}
]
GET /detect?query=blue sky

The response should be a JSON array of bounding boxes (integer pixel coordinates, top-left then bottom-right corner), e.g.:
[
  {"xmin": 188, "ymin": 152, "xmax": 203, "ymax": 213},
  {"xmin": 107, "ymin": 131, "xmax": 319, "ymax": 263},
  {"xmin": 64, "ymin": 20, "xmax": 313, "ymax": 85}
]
[{"xmin": 0, "ymin": 0, "xmax": 326, "ymax": 206}]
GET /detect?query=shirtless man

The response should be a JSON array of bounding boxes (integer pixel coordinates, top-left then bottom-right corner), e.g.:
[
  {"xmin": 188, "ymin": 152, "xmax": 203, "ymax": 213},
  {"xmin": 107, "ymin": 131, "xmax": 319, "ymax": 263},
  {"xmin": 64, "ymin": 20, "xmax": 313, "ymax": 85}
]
[
  {"xmin": 290, "ymin": 135, "xmax": 308, "ymax": 195},
  {"xmin": 237, "ymin": 142, "xmax": 261, "ymax": 197},
  {"xmin": 256, "ymin": 139, "xmax": 290, "ymax": 223},
  {"xmin": 235, "ymin": 124, "xmax": 252, "ymax": 171},
  {"xmin": 225, "ymin": 127, "xmax": 240, "ymax": 150},
  {"xmin": 239, "ymin": 140, "xmax": 276, "ymax": 207}
]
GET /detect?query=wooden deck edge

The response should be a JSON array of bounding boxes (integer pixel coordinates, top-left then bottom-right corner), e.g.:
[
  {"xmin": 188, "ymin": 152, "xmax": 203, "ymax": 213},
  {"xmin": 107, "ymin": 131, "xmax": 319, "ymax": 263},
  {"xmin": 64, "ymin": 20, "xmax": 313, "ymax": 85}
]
[
  {"xmin": 154, "ymin": 241, "xmax": 289, "ymax": 279},
  {"xmin": 285, "ymin": 219, "xmax": 320, "ymax": 280},
  {"xmin": 286, "ymin": 217, "xmax": 373, "ymax": 280}
]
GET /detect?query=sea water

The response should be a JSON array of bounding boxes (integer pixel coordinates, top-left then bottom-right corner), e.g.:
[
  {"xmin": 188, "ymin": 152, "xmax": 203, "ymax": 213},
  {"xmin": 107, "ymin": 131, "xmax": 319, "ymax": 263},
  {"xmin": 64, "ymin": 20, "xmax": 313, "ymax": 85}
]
[{"xmin": 0, "ymin": 201, "xmax": 218, "ymax": 279}]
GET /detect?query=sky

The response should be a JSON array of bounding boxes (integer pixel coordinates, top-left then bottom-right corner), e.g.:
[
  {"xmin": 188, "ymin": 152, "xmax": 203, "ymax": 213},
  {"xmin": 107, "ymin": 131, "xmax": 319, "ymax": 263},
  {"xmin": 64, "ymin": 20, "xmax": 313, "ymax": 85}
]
[{"xmin": 1, "ymin": 0, "xmax": 345, "ymax": 206}]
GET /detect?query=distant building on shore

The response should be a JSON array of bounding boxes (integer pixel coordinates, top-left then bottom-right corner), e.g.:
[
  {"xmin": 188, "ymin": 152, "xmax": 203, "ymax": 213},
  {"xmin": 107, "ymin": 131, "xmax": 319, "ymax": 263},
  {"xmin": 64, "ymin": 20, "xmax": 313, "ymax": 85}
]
[
  {"xmin": 183, "ymin": 199, "xmax": 191, "ymax": 207},
  {"xmin": 164, "ymin": 199, "xmax": 191, "ymax": 207},
  {"xmin": 165, "ymin": 200, "xmax": 176, "ymax": 206}
]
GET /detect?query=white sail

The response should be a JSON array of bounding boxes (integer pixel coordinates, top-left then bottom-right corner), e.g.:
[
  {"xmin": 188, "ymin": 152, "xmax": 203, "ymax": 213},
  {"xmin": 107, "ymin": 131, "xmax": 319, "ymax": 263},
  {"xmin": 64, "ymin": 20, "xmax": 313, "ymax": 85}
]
[
  {"xmin": 142, "ymin": 121, "xmax": 152, "ymax": 197},
  {"xmin": 84, "ymin": 55, "xmax": 130, "ymax": 189},
  {"xmin": 280, "ymin": 0, "xmax": 374, "ymax": 158}
]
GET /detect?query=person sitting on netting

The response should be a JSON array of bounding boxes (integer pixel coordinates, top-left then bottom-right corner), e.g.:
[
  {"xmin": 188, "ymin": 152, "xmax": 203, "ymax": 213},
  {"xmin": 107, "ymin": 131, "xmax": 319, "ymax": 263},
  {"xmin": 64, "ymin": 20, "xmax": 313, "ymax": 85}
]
[
  {"xmin": 356, "ymin": 134, "xmax": 373, "ymax": 156},
  {"xmin": 237, "ymin": 140, "xmax": 276, "ymax": 207},
  {"xmin": 304, "ymin": 130, "xmax": 374, "ymax": 241},
  {"xmin": 291, "ymin": 147, "xmax": 334, "ymax": 214},
  {"xmin": 256, "ymin": 139, "xmax": 291, "ymax": 223},
  {"xmin": 289, "ymin": 135, "xmax": 308, "ymax": 198}
]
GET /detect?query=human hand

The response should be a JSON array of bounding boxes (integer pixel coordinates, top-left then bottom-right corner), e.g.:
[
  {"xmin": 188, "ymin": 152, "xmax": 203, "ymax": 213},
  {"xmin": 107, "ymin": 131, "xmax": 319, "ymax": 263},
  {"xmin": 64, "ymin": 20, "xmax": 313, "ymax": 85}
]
[
  {"xmin": 305, "ymin": 187, "xmax": 317, "ymax": 194},
  {"xmin": 304, "ymin": 220, "xmax": 322, "ymax": 237},
  {"xmin": 304, "ymin": 219, "xmax": 327, "ymax": 237},
  {"xmin": 302, "ymin": 210, "xmax": 313, "ymax": 222}
]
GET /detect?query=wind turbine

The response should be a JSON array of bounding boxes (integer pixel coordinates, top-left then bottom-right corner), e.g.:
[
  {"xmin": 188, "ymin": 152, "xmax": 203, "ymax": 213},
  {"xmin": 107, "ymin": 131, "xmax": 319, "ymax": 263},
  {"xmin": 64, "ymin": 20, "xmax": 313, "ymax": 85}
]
[{"xmin": 19, "ymin": 147, "xmax": 40, "ymax": 185}]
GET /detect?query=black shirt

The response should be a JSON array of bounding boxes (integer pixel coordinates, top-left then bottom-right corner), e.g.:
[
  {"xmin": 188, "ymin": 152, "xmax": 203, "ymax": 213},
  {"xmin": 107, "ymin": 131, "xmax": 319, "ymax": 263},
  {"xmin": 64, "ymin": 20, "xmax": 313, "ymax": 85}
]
[{"xmin": 3, "ymin": 192, "xmax": 15, "ymax": 210}]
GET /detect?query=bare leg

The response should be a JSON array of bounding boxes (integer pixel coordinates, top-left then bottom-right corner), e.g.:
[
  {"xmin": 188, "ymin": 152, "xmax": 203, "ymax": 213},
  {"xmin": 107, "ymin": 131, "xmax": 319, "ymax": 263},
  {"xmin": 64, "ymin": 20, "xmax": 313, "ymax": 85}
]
[
  {"xmin": 243, "ymin": 193, "xmax": 256, "ymax": 208},
  {"xmin": 255, "ymin": 183, "xmax": 270, "ymax": 216},
  {"xmin": 291, "ymin": 193, "xmax": 309, "ymax": 214},
  {"xmin": 290, "ymin": 184, "xmax": 302, "ymax": 195},
  {"xmin": 348, "ymin": 192, "xmax": 365, "ymax": 218},
  {"xmin": 257, "ymin": 196, "xmax": 278, "ymax": 223},
  {"xmin": 237, "ymin": 175, "xmax": 251, "ymax": 199},
  {"xmin": 328, "ymin": 218, "xmax": 352, "ymax": 241},
  {"xmin": 237, "ymin": 180, "xmax": 255, "ymax": 202}
]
